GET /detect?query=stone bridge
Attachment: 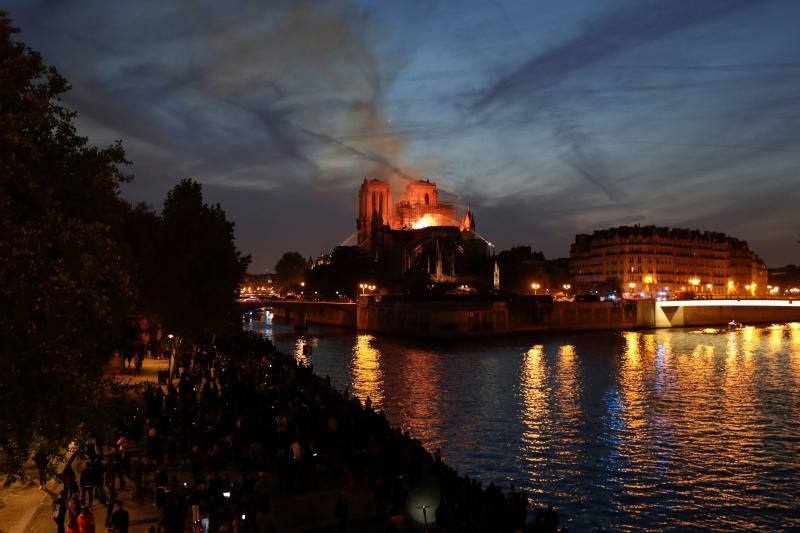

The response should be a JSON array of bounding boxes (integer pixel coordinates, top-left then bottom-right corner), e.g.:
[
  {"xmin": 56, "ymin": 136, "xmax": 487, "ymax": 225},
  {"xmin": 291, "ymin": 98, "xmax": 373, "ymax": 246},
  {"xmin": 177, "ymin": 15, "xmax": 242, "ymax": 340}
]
[
  {"xmin": 237, "ymin": 299, "xmax": 357, "ymax": 329},
  {"xmin": 650, "ymin": 299, "xmax": 800, "ymax": 328}
]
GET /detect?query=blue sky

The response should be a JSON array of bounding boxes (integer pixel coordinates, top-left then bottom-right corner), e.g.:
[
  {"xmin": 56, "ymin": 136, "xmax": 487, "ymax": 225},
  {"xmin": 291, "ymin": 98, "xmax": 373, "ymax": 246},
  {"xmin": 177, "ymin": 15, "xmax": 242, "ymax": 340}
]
[{"xmin": 7, "ymin": 0, "xmax": 800, "ymax": 270}]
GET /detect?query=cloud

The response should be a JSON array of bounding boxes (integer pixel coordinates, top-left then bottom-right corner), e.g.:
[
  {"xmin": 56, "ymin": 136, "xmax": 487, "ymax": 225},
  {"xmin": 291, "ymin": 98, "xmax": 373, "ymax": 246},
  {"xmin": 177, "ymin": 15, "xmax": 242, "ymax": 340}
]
[
  {"xmin": 5, "ymin": 0, "xmax": 800, "ymax": 269},
  {"xmin": 472, "ymin": 0, "xmax": 772, "ymax": 110}
]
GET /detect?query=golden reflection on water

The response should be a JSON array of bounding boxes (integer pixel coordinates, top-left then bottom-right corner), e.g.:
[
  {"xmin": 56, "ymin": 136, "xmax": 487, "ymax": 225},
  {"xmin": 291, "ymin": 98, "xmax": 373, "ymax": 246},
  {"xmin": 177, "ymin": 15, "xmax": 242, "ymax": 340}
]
[
  {"xmin": 288, "ymin": 321, "xmax": 800, "ymax": 529},
  {"xmin": 556, "ymin": 345, "xmax": 579, "ymax": 428},
  {"xmin": 351, "ymin": 334, "xmax": 384, "ymax": 411},
  {"xmin": 620, "ymin": 332, "xmax": 644, "ymax": 432},
  {"xmin": 790, "ymin": 323, "xmax": 800, "ymax": 384},
  {"xmin": 768, "ymin": 324, "xmax": 785, "ymax": 355},
  {"xmin": 396, "ymin": 347, "xmax": 444, "ymax": 447},
  {"xmin": 520, "ymin": 345, "xmax": 549, "ymax": 489},
  {"xmin": 349, "ymin": 335, "xmax": 445, "ymax": 447}
]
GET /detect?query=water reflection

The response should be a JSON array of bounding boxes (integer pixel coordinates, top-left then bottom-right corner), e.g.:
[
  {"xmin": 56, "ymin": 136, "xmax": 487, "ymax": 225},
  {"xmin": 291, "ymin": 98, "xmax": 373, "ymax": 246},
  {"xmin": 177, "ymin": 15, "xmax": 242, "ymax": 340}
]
[
  {"xmin": 259, "ymin": 317, "xmax": 800, "ymax": 531},
  {"xmin": 519, "ymin": 345, "xmax": 548, "ymax": 491},
  {"xmin": 351, "ymin": 334, "xmax": 384, "ymax": 410},
  {"xmin": 393, "ymin": 345, "xmax": 444, "ymax": 448}
]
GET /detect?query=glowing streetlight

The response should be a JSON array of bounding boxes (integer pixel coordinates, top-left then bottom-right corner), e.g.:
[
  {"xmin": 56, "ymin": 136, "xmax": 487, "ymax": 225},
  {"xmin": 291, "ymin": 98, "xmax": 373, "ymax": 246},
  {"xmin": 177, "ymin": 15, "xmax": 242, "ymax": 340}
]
[
  {"xmin": 359, "ymin": 283, "xmax": 376, "ymax": 295},
  {"xmin": 628, "ymin": 282, "xmax": 636, "ymax": 289},
  {"xmin": 562, "ymin": 284, "xmax": 571, "ymax": 291},
  {"xmin": 531, "ymin": 282, "xmax": 541, "ymax": 294}
]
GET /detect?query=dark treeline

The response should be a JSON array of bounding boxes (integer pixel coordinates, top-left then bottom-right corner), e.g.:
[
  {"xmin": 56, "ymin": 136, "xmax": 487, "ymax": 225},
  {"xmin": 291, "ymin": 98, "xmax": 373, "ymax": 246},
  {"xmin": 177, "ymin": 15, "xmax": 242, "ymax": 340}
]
[{"xmin": 0, "ymin": 12, "xmax": 249, "ymax": 474}]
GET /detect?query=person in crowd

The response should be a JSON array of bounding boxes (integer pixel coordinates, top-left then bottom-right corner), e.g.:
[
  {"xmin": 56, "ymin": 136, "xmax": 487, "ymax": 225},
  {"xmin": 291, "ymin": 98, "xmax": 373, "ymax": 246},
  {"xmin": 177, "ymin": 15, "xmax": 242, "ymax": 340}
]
[
  {"xmin": 65, "ymin": 495, "xmax": 81, "ymax": 533},
  {"xmin": 61, "ymin": 462, "xmax": 78, "ymax": 500},
  {"xmin": 104, "ymin": 482, "xmax": 117, "ymax": 528},
  {"xmin": 77, "ymin": 505, "xmax": 95, "ymax": 533},
  {"xmin": 79, "ymin": 462, "xmax": 95, "ymax": 507},
  {"xmin": 52, "ymin": 489, "xmax": 68, "ymax": 533},
  {"xmin": 335, "ymin": 493, "xmax": 348, "ymax": 533},
  {"xmin": 33, "ymin": 448, "xmax": 48, "ymax": 489},
  {"xmin": 130, "ymin": 454, "xmax": 144, "ymax": 502},
  {"xmin": 79, "ymin": 332, "xmax": 561, "ymax": 532},
  {"xmin": 110, "ymin": 500, "xmax": 130, "ymax": 533}
]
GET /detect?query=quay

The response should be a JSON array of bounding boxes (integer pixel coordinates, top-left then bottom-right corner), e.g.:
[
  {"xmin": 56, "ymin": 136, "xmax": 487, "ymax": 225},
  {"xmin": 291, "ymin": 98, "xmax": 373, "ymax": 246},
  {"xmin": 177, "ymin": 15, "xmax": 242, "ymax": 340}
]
[{"xmin": 241, "ymin": 297, "xmax": 800, "ymax": 338}]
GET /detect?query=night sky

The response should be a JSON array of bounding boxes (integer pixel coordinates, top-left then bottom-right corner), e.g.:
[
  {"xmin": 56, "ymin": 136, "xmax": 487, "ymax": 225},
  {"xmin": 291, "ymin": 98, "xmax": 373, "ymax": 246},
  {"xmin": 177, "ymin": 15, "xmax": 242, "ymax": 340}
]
[{"xmin": 7, "ymin": 0, "xmax": 800, "ymax": 271}]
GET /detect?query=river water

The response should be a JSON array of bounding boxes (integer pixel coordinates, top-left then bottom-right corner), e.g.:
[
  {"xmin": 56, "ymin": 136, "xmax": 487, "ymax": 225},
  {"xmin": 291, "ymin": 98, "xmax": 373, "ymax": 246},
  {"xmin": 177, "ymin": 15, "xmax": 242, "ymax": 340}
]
[{"xmin": 246, "ymin": 313, "xmax": 800, "ymax": 531}]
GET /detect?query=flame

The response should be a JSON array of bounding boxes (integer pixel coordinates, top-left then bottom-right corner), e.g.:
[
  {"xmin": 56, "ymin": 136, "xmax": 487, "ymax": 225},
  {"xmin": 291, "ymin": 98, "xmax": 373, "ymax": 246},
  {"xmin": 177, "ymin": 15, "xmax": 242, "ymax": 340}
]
[{"xmin": 412, "ymin": 213, "xmax": 438, "ymax": 229}]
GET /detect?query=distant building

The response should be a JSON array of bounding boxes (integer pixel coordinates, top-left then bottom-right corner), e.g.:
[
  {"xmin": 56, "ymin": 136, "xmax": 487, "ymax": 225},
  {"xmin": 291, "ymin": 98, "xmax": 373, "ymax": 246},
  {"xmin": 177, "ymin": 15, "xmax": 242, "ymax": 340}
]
[
  {"xmin": 569, "ymin": 226, "xmax": 767, "ymax": 297},
  {"xmin": 356, "ymin": 178, "xmax": 489, "ymax": 287},
  {"xmin": 768, "ymin": 265, "xmax": 800, "ymax": 296},
  {"xmin": 240, "ymin": 273, "xmax": 276, "ymax": 296}
]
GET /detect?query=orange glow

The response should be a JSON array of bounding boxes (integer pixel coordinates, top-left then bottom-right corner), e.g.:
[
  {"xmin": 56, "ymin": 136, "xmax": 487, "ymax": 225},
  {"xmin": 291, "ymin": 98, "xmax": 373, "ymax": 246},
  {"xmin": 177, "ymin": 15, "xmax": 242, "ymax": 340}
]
[
  {"xmin": 412, "ymin": 213, "xmax": 439, "ymax": 229},
  {"xmin": 352, "ymin": 334, "xmax": 384, "ymax": 410}
]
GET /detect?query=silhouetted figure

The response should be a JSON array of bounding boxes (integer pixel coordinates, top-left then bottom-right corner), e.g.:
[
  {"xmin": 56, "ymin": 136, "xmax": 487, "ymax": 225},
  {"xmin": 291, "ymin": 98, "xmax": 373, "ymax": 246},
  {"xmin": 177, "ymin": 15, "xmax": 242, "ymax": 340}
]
[{"xmin": 111, "ymin": 500, "xmax": 130, "ymax": 533}]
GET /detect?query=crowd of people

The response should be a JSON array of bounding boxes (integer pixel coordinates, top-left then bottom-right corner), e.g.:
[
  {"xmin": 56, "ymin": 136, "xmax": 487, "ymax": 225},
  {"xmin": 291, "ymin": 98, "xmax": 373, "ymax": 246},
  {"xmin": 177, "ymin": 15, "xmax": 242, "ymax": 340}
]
[
  {"xmin": 46, "ymin": 332, "xmax": 566, "ymax": 532},
  {"xmin": 51, "ymin": 442, "xmax": 131, "ymax": 533}
]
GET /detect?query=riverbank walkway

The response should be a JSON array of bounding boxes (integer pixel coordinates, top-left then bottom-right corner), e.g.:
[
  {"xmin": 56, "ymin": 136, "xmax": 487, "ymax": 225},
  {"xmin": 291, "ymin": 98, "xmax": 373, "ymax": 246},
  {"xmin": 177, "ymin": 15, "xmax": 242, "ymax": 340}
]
[
  {"xmin": 1, "ymin": 357, "xmax": 383, "ymax": 533},
  {"xmin": 1, "ymin": 335, "xmax": 565, "ymax": 532}
]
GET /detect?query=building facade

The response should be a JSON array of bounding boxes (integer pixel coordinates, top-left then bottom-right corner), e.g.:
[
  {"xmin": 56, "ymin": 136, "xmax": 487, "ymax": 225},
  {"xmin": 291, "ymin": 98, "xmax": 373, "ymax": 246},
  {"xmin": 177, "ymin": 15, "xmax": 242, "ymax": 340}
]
[{"xmin": 569, "ymin": 226, "xmax": 767, "ymax": 297}]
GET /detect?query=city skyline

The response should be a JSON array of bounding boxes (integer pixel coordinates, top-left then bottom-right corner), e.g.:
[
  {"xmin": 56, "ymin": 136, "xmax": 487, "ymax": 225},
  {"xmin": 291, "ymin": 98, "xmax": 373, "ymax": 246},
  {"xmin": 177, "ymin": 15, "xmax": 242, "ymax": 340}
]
[{"xmin": 6, "ymin": 0, "xmax": 800, "ymax": 270}]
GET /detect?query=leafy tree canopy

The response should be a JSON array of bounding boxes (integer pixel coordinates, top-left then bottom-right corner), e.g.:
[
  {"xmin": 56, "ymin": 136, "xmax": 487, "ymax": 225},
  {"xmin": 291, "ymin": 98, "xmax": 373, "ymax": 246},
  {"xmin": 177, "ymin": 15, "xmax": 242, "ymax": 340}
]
[
  {"xmin": 275, "ymin": 251, "xmax": 308, "ymax": 292},
  {"xmin": 146, "ymin": 179, "xmax": 251, "ymax": 338},
  {"xmin": 0, "ymin": 12, "xmax": 135, "ymax": 472},
  {"xmin": 307, "ymin": 246, "xmax": 372, "ymax": 298}
]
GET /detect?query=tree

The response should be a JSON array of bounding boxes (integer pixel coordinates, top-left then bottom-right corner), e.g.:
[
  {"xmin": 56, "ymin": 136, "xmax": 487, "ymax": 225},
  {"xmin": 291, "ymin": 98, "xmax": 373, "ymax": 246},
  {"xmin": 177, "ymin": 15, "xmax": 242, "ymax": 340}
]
[
  {"xmin": 0, "ymin": 12, "xmax": 135, "ymax": 473},
  {"xmin": 275, "ymin": 252, "xmax": 308, "ymax": 292},
  {"xmin": 120, "ymin": 202, "xmax": 162, "ymax": 319},
  {"xmin": 149, "ymin": 179, "xmax": 250, "ymax": 338},
  {"xmin": 307, "ymin": 246, "xmax": 372, "ymax": 298}
]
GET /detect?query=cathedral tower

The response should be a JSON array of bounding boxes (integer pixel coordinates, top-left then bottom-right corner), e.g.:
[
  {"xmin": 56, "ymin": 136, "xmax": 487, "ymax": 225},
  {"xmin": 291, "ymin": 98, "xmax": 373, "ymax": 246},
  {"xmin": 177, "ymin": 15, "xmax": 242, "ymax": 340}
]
[{"xmin": 357, "ymin": 178, "xmax": 392, "ymax": 247}]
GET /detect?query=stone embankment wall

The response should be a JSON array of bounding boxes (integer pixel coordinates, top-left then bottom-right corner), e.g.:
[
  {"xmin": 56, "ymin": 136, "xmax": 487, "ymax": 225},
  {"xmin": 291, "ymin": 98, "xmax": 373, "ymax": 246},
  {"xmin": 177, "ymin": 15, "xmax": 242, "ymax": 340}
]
[
  {"xmin": 265, "ymin": 298, "xmax": 800, "ymax": 337},
  {"xmin": 356, "ymin": 297, "xmax": 648, "ymax": 338},
  {"xmin": 271, "ymin": 302, "xmax": 357, "ymax": 328}
]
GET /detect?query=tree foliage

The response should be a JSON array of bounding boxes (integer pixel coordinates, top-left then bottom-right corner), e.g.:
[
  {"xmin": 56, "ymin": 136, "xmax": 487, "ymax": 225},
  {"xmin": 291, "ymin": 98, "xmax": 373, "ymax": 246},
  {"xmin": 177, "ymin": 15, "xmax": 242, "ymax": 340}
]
[
  {"xmin": 307, "ymin": 246, "xmax": 372, "ymax": 298},
  {"xmin": 0, "ymin": 14, "xmax": 250, "ymax": 474},
  {"xmin": 275, "ymin": 251, "xmax": 308, "ymax": 292},
  {"xmin": 0, "ymin": 12, "xmax": 135, "ymax": 472},
  {"xmin": 144, "ymin": 179, "xmax": 251, "ymax": 338}
]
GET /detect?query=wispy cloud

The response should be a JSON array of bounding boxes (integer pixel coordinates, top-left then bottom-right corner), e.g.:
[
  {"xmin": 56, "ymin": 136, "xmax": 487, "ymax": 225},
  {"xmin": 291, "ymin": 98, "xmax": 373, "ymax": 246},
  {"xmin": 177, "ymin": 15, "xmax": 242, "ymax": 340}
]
[
  {"xmin": 472, "ymin": 0, "xmax": 772, "ymax": 109},
  {"xmin": 5, "ymin": 0, "xmax": 800, "ymax": 269}
]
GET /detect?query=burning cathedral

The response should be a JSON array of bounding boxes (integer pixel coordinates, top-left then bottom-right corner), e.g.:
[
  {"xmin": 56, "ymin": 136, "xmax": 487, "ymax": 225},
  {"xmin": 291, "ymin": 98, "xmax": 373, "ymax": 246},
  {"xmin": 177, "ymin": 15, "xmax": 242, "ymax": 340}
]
[{"xmin": 356, "ymin": 178, "xmax": 490, "ymax": 287}]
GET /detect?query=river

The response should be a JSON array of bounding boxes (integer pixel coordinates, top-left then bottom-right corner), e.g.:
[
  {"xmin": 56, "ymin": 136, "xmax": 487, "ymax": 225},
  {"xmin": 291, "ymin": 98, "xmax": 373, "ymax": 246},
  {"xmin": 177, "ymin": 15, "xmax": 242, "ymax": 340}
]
[{"xmin": 245, "ymin": 312, "xmax": 800, "ymax": 531}]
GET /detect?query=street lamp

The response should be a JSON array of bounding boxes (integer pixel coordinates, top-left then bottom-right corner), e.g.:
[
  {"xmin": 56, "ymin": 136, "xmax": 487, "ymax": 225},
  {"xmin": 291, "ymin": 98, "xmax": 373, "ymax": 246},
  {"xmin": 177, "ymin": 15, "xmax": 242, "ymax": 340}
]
[
  {"xmin": 562, "ymin": 284, "xmax": 571, "ymax": 291},
  {"xmin": 417, "ymin": 504, "xmax": 430, "ymax": 532},
  {"xmin": 360, "ymin": 283, "xmax": 377, "ymax": 295},
  {"xmin": 531, "ymin": 282, "xmax": 541, "ymax": 294},
  {"xmin": 166, "ymin": 334, "xmax": 175, "ymax": 380}
]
